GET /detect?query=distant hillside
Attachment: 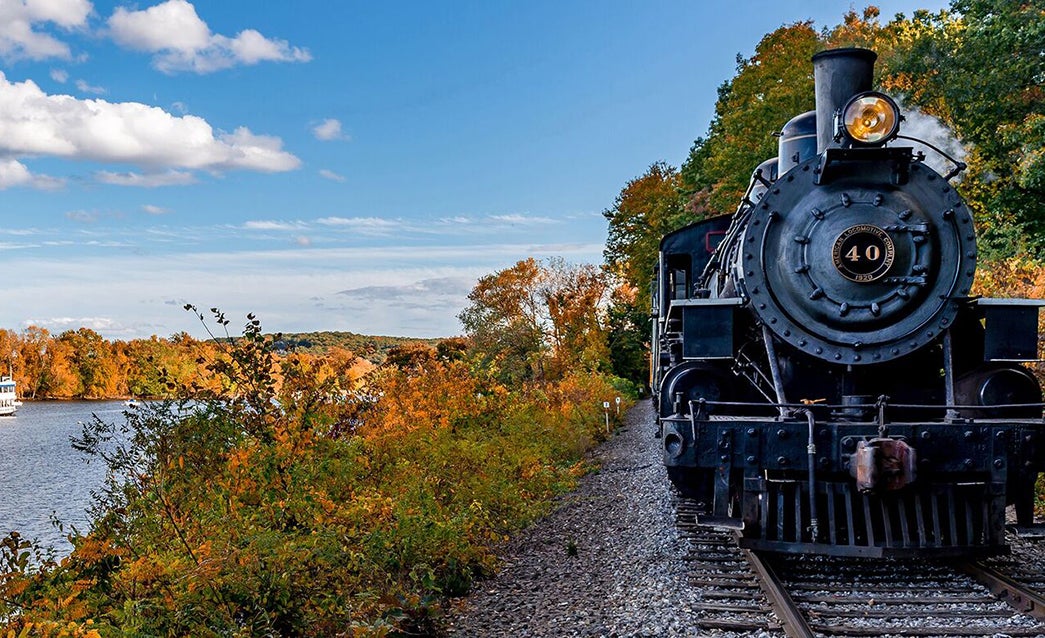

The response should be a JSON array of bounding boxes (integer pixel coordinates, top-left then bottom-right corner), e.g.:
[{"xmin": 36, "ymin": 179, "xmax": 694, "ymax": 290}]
[{"xmin": 273, "ymin": 331, "xmax": 442, "ymax": 364}]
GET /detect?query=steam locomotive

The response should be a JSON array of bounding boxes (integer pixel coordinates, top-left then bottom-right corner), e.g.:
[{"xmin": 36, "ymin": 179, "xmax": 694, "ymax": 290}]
[{"xmin": 652, "ymin": 48, "xmax": 1045, "ymax": 556}]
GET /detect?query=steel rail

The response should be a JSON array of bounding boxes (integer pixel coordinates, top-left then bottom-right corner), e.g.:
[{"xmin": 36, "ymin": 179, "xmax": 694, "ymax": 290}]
[
  {"xmin": 960, "ymin": 560, "xmax": 1045, "ymax": 621},
  {"xmin": 740, "ymin": 547, "xmax": 814, "ymax": 638}
]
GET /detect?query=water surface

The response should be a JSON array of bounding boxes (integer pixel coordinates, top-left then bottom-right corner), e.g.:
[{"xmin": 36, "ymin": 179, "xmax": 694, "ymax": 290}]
[{"xmin": 0, "ymin": 401, "xmax": 127, "ymax": 555}]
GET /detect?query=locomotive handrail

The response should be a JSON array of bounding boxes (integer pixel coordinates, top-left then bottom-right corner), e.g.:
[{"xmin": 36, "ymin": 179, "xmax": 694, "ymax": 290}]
[
  {"xmin": 895, "ymin": 133, "xmax": 967, "ymax": 181},
  {"xmin": 691, "ymin": 398, "xmax": 1045, "ymax": 412}
]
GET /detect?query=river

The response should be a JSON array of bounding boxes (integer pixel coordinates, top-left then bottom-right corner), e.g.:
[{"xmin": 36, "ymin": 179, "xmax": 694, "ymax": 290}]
[{"xmin": 0, "ymin": 400, "xmax": 128, "ymax": 555}]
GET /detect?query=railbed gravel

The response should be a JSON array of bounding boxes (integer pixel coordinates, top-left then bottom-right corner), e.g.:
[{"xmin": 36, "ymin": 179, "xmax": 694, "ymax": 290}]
[{"xmin": 439, "ymin": 403, "xmax": 724, "ymax": 637}]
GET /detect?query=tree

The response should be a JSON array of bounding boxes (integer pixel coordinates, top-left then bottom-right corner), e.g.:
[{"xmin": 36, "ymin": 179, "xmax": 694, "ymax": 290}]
[
  {"xmin": 459, "ymin": 258, "xmax": 611, "ymax": 383},
  {"xmin": 882, "ymin": 0, "xmax": 1045, "ymax": 256},
  {"xmin": 603, "ymin": 162, "xmax": 686, "ymax": 292}
]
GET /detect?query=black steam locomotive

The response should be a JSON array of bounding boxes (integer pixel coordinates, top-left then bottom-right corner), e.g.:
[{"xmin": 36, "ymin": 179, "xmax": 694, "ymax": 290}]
[{"xmin": 653, "ymin": 48, "xmax": 1045, "ymax": 556}]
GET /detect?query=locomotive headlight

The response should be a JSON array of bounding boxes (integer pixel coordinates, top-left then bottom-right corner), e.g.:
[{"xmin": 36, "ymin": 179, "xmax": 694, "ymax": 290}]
[{"xmin": 841, "ymin": 92, "xmax": 900, "ymax": 145}]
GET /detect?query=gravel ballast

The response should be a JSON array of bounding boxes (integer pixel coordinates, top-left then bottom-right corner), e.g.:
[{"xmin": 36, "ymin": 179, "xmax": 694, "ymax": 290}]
[{"xmin": 440, "ymin": 403, "xmax": 709, "ymax": 637}]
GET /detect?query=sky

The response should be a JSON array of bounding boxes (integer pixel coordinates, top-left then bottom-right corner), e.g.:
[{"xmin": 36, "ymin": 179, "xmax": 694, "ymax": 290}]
[{"xmin": 0, "ymin": 0, "xmax": 952, "ymax": 340}]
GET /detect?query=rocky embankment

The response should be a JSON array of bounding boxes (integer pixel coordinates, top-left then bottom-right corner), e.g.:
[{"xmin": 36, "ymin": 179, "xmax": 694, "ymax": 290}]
[{"xmin": 440, "ymin": 403, "xmax": 710, "ymax": 637}]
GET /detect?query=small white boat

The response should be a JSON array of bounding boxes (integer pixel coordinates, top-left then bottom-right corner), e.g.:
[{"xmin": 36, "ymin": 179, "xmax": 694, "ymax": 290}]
[{"xmin": 0, "ymin": 376, "xmax": 19, "ymax": 416}]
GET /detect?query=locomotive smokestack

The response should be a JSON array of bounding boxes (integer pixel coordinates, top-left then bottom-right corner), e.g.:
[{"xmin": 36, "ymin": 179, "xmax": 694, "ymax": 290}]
[{"xmin": 812, "ymin": 48, "xmax": 877, "ymax": 153}]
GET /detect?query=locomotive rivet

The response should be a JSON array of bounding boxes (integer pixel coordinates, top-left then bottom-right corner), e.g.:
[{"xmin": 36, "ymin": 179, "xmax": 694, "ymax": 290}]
[
  {"xmin": 898, "ymin": 209, "xmax": 912, "ymax": 220},
  {"xmin": 777, "ymin": 456, "xmax": 788, "ymax": 466},
  {"xmin": 777, "ymin": 429, "xmax": 788, "ymax": 439},
  {"xmin": 965, "ymin": 270, "xmax": 974, "ymax": 277},
  {"xmin": 746, "ymin": 253, "xmax": 753, "ymax": 260},
  {"xmin": 842, "ymin": 437, "xmax": 855, "ymax": 450},
  {"xmin": 963, "ymin": 458, "xmax": 973, "ymax": 468},
  {"xmin": 910, "ymin": 341, "xmax": 918, "ymax": 348},
  {"xmin": 841, "ymin": 193, "xmax": 852, "ymax": 207},
  {"xmin": 748, "ymin": 236, "xmax": 755, "ymax": 243},
  {"xmin": 920, "ymin": 431, "xmax": 931, "ymax": 440},
  {"xmin": 873, "ymin": 194, "xmax": 883, "ymax": 206},
  {"xmin": 759, "ymin": 303, "xmax": 766, "ymax": 309},
  {"xmin": 839, "ymin": 302, "xmax": 850, "ymax": 316},
  {"xmin": 873, "ymin": 353, "xmax": 881, "ymax": 360},
  {"xmin": 913, "ymin": 235, "xmax": 926, "ymax": 244},
  {"xmin": 834, "ymin": 353, "xmax": 842, "ymax": 360},
  {"xmin": 783, "ymin": 330, "xmax": 791, "ymax": 337},
  {"xmin": 752, "ymin": 287, "xmax": 760, "ymax": 294},
  {"xmin": 799, "ymin": 339, "xmax": 807, "ymax": 346},
  {"xmin": 762, "ymin": 203, "xmax": 769, "ymax": 209},
  {"xmin": 794, "ymin": 265, "xmax": 809, "ymax": 274},
  {"xmin": 819, "ymin": 457, "xmax": 829, "ymax": 468},
  {"xmin": 994, "ymin": 459, "xmax": 1004, "ymax": 469},
  {"xmin": 770, "ymin": 318, "xmax": 777, "ymax": 324},
  {"xmin": 964, "ymin": 430, "xmax": 974, "ymax": 440},
  {"xmin": 773, "ymin": 188, "xmax": 780, "ymax": 194},
  {"xmin": 747, "ymin": 428, "xmax": 757, "ymax": 436},
  {"xmin": 815, "ymin": 347, "xmax": 823, "ymax": 354},
  {"xmin": 721, "ymin": 454, "xmax": 729, "ymax": 462},
  {"xmin": 967, "ymin": 252, "xmax": 976, "ymax": 259},
  {"xmin": 966, "ymin": 235, "xmax": 974, "ymax": 241},
  {"xmin": 769, "ymin": 211, "xmax": 780, "ymax": 220},
  {"xmin": 870, "ymin": 303, "xmax": 881, "ymax": 316},
  {"xmin": 819, "ymin": 429, "xmax": 829, "ymax": 438},
  {"xmin": 928, "ymin": 173, "xmax": 937, "ymax": 181},
  {"xmin": 746, "ymin": 270, "xmax": 754, "ymax": 276},
  {"xmin": 943, "ymin": 209, "xmax": 954, "ymax": 219},
  {"xmin": 746, "ymin": 455, "xmax": 756, "ymax": 463},
  {"xmin": 753, "ymin": 219, "xmax": 761, "ymax": 226},
  {"xmin": 942, "ymin": 186, "xmax": 950, "ymax": 193},
  {"xmin": 891, "ymin": 348, "xmax": 899, "ymax": 355},
  {"xmin": 926, "ymin": 331, "xmax": 934, "ymax": 338},
  {"xmin": 1026, "ymin": 434, "xmax": 1035, "ymax": 443},
  {"xmin": 809, "ymin": 287, "xmax": 825, "ymax": 300},
  {"xmin": 810, "ymin": 207, "xmax": 824, "ymax": 220},
  {"xmin": 794, "ymin": 235, "xmax": 809, "ymax": 244},
  {"xmin": 996, "ymin": 430, "xmax": 1007, "ymax": 440},
  {"xmin": 941, "ymin": 318, "xmax": 949, "ymax": 326},
  {"xmin": 921, "ymin": 457, "xmax": 930, "ymax": 466},
  {"xmin": 853, "ymin": 354, "xmax": 861, "ymax": 362}
]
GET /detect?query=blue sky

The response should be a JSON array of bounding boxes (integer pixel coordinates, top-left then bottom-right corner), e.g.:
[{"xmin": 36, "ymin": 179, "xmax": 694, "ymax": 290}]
[{"xmin": 0, "ymin": 0, "xmax": 949, "ymax": 340}]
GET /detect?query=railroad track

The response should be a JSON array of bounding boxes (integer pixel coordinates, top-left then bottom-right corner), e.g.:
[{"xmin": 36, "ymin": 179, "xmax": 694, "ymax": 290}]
[{"xmin": 678, "ymin": 497, "xmax": 1045, "ymax": 637}]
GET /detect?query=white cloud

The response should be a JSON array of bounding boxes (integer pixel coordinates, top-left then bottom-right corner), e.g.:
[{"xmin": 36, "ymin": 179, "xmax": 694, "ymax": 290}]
[
  {"xmin": 95, "ymin": 170, "xmax": 196, "ymax": 187},
  {"xmin": 75, "ymin": 78, "xmax": 105, "ymax": 94},
  {"xmin": 318, "ymin": 168, "xmax": 345, "ymax": 182},
  {"xmin": 243, "ymin": 220, "xmax": 305, "ymax": 231},
  {"xmin": 312, "ymin": 118, "xmax": 347, "ymax": 141},
  {"xmin": 50, "ymin": 68, "xmax": 68, "ymax": 83},
  {"xmin": 142, "ymin": 204, "xmax": 170, "ymax": 215},
  {"xmin": 489, "ymin": 213, "xmax": 556, "ymax": 225},
  {"xmin": 0, "ymin": 158, "xmax": 62, "ymax": 190},
  {"xmin": 65, "ymin": 210, "xmax": 97, "ymax": 223},
  {"xmin": 0, "ymin": 72, "xmax": 301, "ymax": 173},
  {"xmin": 294, "ymin": 235, "xmax": 312, "ymax": 247},
  {"xmin": 0, "ymin": 0, "xmax": 91, "ymax": 61},
  {"xmin": 107, "ymin": 0, "xmax": 311, "ymax": 74}
]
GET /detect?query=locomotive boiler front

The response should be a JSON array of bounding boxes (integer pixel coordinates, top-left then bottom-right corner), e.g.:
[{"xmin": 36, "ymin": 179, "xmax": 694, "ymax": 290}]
[
  {"xmin": 733, "ymin": 49, "xmax": 976, "ymax": 365},
  {"xmin": 735, "ymin": 155, "xmax": 976, "ymax": 365}
]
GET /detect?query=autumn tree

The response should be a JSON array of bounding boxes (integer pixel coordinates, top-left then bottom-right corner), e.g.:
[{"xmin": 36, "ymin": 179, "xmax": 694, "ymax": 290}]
[{"xmin": 459, "ymin": 258, "xmax": 611, "ymax": 384}]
